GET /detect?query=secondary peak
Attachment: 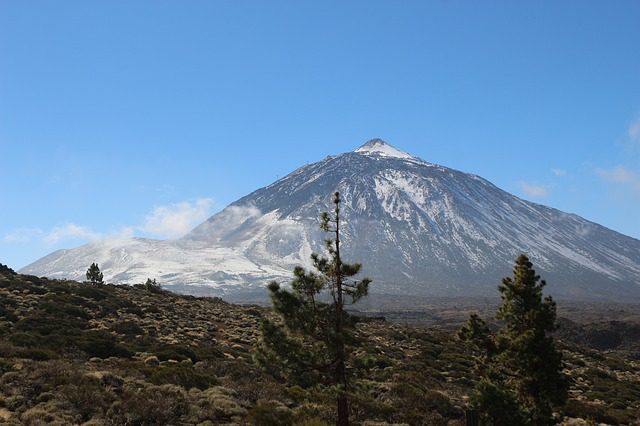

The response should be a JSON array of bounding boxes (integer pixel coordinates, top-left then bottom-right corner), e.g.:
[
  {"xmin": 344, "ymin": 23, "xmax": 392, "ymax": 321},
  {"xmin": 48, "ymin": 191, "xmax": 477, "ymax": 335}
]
[{"xmin": 354, "ymin": 139, "xmax": 414, "ymax": 159}]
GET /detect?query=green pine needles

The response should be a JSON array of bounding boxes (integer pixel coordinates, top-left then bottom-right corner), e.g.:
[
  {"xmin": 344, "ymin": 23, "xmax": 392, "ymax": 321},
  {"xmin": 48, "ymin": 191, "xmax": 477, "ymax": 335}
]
[
  {"xmin": 144, "ymin": 277, "xmax": 162, "ymax": 293},
  {"xmin": 86, "ymin": 262, "xmax": 104, "ymax": 285},
  {"xmin": 459, "ymin": 254, "xmax": 568, "ymax": 426},
  {"xmin": 256, "ymin": 192, "xmax": 372, "ymax": 426}
]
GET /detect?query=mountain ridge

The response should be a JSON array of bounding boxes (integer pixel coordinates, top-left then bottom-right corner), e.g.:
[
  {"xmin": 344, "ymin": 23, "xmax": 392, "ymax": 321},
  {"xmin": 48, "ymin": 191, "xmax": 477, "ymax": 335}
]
[{"xmin": 21, "ymin": 140, "xmax": 640, "ymax": 301}]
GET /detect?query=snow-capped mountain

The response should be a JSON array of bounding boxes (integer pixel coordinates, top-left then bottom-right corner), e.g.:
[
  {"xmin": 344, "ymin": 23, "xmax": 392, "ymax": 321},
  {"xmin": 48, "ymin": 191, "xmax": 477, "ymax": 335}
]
[{"xmin": 21, "ymin": 140, "xmax": 640, "ymax": 301}]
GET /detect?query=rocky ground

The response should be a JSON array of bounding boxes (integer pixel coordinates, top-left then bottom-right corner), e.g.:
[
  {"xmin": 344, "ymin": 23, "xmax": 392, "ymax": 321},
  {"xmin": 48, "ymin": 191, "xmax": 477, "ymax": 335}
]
[{"xmin": 1, "ymin": 264, "xmax": 639, "ymax": 425}]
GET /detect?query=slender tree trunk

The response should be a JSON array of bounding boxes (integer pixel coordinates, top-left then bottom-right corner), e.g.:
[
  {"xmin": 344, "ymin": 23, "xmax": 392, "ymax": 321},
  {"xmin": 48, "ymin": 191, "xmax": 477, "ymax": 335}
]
[
  {"xmin": 335, "ymin": 192, "xmax": 343, "ymax": 330},
  {"xmin": 335, "ymin": 344, "xmax": 349, "ymax": 426},
  {"xmin": 336, "ymin": 386, "xmax": 349, "ymax": 426},
  {"xmin": 334, "ymin": 192, "xmax": 349, "ymax": 426}
]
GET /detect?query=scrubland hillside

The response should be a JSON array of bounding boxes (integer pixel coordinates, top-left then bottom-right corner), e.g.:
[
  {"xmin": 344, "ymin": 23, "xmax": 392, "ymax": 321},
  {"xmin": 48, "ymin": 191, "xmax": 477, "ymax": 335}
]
[{"xmin": 1, "ymin": 265, "xmax": 639, "ymax": 425}]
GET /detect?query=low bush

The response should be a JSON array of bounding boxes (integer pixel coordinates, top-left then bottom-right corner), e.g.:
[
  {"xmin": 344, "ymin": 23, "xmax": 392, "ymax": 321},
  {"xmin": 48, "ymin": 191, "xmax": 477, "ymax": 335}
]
[
  {"xmin": 76, "ymin": 330, "xmax": 133, "ymax": 359},
  {"xmin": 149, "ymin": 364, "xmax": 217, "ymax": 390},
  {"xmin": 154, "ymin": 344, "xmax": 198, "ymax": 363},
  {"xmin": 249, "ymin": 400, "xmax": 293, "ymax": 426},
  {"xmin": 74, "ymin": 285, "xmax": 109, "ymax": 301},
  {"xmin": 59, "ymin": 379, "xmax": 114, "ymax": 422},
  {"xmin": 113, "ymin": 320, "xmax": 144, "ymax": 336},
  {"xmin": 16, "ymin": 349, "xmax": 55, "ymax": 361},
  {"xmin": 108, "ymin": 384, "xmax": 188, "ymax": 425}
]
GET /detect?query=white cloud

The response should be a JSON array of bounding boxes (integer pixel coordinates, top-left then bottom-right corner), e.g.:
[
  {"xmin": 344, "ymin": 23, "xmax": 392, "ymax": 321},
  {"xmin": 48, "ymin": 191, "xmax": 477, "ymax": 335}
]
[
  {"xmin": 519, "ymin": 182, "xmax": 548, "ymax": 198},
  {"xmin": 140, "ymin": 198, "xmax": 214, "ymax": 238},
  {"xmin": 184, "ymin": 203, "xmax": 262, "ymax": 240},
  {"xmin": 43, "ymin": 224, "xmax": 102, "ymax": 245},
  {"xmin": 2, "ymin": 198, "xmax": 214, "ymax": 246},
  {"xmin": 3, "ymin": 224, "xmax": 102, "ymax": 245},
  {"xmin": 217, "ymin": 204, "xmax": 262, "ymax": 228},
  {"xmin": 112, "ymin": 226, "xmax": 136, "ymax": 239},
  {"xmin": 2, "ymin": 228, "xmax": 44, "ymax": 243},
  {"xmin": 596, "ymin": 165, "xmax": 640, "ymax": 194},
  {"xmin": 551, "ymin": 168, "xmax": 567, "ymax": 177}
]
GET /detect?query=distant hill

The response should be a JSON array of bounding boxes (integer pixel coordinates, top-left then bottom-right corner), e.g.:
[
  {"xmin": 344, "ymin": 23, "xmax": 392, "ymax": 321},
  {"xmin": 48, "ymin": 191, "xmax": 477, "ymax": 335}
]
[{"xmin": 22, "ymin": 139, "xmax": 640, "ymax": 302}]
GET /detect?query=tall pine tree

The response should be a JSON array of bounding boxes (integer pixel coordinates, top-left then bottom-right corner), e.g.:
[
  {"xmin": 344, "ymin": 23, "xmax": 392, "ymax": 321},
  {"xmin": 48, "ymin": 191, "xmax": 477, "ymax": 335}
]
[
  {"xmin": 86, "ymin": 262, "xmax": 104, "ymax": 285},
  {"xmin": 458, "ymin": 313, "xmax": 527, "ymax": 425},
  {"xmin": 459, "ymin": 255, "xmax": 568, "ymax": 426},
  {"xmin": 256, "ymin": 192, "xmax": 371, "ymax": 426}
]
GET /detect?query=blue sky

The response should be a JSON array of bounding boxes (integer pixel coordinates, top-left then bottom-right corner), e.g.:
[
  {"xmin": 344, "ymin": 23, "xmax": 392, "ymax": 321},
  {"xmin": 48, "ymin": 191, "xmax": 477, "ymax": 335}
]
[{"xmin": 1, "ymin": 1, "xmax": 639, "ymax": 269}]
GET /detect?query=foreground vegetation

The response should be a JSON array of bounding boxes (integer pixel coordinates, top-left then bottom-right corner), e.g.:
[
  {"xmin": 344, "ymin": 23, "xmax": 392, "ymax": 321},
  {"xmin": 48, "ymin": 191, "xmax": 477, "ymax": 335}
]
[
  {"xmin": 258, "ymin": 192, "xmax": 374, "ymax": 426},
  {"xmin": 0, "ymin": 263, "xmax": 639, "ymax": 425}
]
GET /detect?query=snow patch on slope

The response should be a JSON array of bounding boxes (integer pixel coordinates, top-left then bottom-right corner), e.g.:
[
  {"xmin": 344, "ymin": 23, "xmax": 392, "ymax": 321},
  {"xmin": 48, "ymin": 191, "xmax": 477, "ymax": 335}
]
[{"xmin": 21, "ymin": 139, "xmax": 640, "ymax": 300}]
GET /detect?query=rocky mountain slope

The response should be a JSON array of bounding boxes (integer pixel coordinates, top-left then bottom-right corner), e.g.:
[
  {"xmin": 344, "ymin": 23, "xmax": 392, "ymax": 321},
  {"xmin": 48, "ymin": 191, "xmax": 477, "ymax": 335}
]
[{"xmin": 21, "ymin": 139, "xmax": 640, "ymax": 301}]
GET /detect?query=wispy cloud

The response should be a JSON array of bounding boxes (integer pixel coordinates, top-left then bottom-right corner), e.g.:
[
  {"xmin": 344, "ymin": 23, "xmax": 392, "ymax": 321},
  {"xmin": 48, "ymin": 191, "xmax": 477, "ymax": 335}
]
[
  {"xmin": 3, "ymin": 228, "xmax": 44, "ymax": 243},
  {"xmin": 140, "ymin": 198, "xmax": 214, "ymax": 238},
  {"xmin": 551, "ymin": 168, "xmax": 567, "ymax": 177},
  {"xmin": 2, "ymin": 198, "xmax": 215, "ymax": 246},
  {"xmin": 519, "ymin": 182, "xmax": 548, "ymax": 198},
  {"xmin": 596, "ymin": 165, "xmax": 640, "ymax": 195},
  {"xmin": 3, "ymin": 224, "xmax": 111, "ymax": 246},
  {"xmin": 43, "ymin": 224, "xmax": 102, "ymax": 245}
]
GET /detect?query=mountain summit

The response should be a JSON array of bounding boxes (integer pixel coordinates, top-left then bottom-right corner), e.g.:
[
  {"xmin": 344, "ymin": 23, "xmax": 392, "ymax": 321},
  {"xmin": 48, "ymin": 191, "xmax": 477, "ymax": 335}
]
[
  {"xmin": 22, "ymin": 141, "xmax": 640, "ymax": 301},
  {"xmin": 354, "ymin": 139, "xmax": 414, "ymax": 159}
]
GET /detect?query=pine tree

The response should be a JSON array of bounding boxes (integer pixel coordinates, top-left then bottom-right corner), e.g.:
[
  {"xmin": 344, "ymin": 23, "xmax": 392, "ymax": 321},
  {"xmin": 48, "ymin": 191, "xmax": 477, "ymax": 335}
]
[
  {"xmin": 256, "ymin": 192, "xmax": 372, "ymax": 426},
  {"xmin": 144, "ymin": 277, "xmax": 162, "ymax": 293},
  {"xmin": 0, "ymin": 263, "xmax": 17, "ymax": 275},
  {"xmin": 496, "ymin": 255, "xmax": 568, "ymax": 425},
  {"xmin": 459, "ymin": 255, "xmax": 568, "ymax": 426},
  {"xmin": 458, "ymin": 314, "xmax": 527, "ymax": 426},
  {"xmin": 86, "ymin": 262, "xmax": 104, "ymax": 285}
]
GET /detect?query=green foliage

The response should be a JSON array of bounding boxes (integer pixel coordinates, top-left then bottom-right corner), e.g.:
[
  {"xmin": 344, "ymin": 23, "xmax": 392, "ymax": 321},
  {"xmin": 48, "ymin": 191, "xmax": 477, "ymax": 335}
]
[
  {"xmin": 74, "ymin": 284, "xmax": 109, "ymax": 301},
  {"xmin": 16, "ymin": 348, "xmax": 55, "ymax": 361},
  {"xmin": 144, "ymin": 277, "xmax": 163, "ymax": 293},
  {"xmin": 295, "ymin": 418, "xmax": 330, "ymax": 426},
  {"xmin": 153, "ymin": 344, "xmax": 199, "ymax": 363},
  {"xmin": 470, "ymin": 379, "xmax": 527, "ymax": 426},
  {"xmin": 384, "ymin": 382, "xmax": 461, "ymax": 424},
  {"xmin": 14, "ymin": 311, "xmax": 88, "ymax": 336},
  {"xmin": 459, "ymin": 255, "xmax": 568, "ymax": 426},
  {"xmin": 457, "ymin": 313, "xmax": 495, "ymax": 359},
  {"xmin": 85, "ymin": 262, "xmax": 104, "ymax": 285},
  {"xmin": 148, "ymin": 364, "xmax": 216, "ymax": 390},
  {"xmin": 113, "ymin": 320, "xmax": 144, "ymax": 335},
  {"xmin": 563, "ymin": 399, "xmax": 633, "ymax": 425},
  {"xmin": 76, "ymin": 330, "xmax": 134, "ymax": 359},
  {"xmin": 59, "ymin": 375, "xmax": 116, "ymax": 422},
  {"xmin": 41, "ymin": 298, "xmax": 90, "ymax": 320},
  {"xmin": 1, "ymin": 257, "xmax": 638, "ymax": 424},
  {"xmin": 108, "ymin": 384, "xmax": 188, "ymax": 425},
  {"xmin": 257, "ymin": 192, "xmax": 372, "ymax": 425},
  {"xmin": 0, "ymin": 298, "xmax": 18, "ymax": 322},
  {"xmin": 352, "ymin": 352, "xmax": 391, "ymax": 370},
  {"xmin": 0, "ymin": 263, "xmax": 16, "ymax": 275},
  {"xmin": 249, "ymin": 400, "xmax": 294, "ymax": 425}
]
